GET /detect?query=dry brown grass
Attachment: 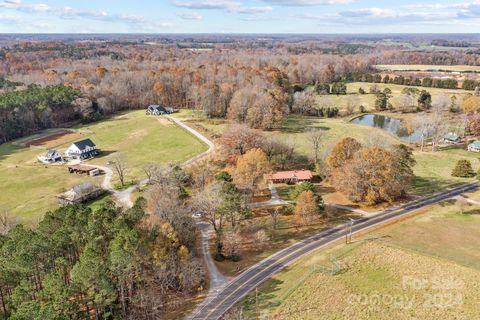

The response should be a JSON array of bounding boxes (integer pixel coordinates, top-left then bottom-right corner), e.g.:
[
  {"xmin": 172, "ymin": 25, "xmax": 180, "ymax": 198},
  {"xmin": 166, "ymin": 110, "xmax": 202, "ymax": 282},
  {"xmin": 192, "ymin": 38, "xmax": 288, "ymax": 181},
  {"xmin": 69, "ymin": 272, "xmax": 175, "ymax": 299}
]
[{"xmin": 271, "ymin": 242, "xmax": 480, "ymax": 320}]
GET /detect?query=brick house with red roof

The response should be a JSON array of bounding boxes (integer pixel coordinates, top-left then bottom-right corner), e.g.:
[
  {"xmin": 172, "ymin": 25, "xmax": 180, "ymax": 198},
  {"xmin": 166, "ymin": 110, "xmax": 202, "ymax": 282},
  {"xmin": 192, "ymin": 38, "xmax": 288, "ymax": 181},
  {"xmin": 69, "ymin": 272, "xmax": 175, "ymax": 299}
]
[{"xmin": 266, "ymin": 170, "xmax": 313, "ymax": 184}]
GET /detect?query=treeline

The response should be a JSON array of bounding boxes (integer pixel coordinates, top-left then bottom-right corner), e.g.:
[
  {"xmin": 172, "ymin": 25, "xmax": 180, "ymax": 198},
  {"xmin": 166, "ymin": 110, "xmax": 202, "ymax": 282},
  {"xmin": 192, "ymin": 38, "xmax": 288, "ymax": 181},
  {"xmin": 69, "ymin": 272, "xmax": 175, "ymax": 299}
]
[
  {"xmin": 0, "ymin": 199, "xmax": 203, "ymax": 319},
  {"xmin": 348, "ymin": 73, "xmax": 461, "ymax": 90},
  {"xmin": 0, "ymin": 78, "xmax": 22, "ymax": 89},
  {"xmin": 375, "ymin": 50, "xmax": 480, "ymax": 66},
  {"xmin": 0, "ymin": 85, "xmax": 80, "ymax": 143}
]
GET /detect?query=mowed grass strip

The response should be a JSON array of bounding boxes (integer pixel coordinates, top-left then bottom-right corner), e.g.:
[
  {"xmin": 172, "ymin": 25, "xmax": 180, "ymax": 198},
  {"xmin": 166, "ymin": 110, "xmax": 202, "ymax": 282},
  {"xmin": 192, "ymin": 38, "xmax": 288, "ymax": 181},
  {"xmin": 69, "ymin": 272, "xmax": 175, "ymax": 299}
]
[{"xmin": 0, "ymin": 110, "xmax": 208, "ymax": 224}]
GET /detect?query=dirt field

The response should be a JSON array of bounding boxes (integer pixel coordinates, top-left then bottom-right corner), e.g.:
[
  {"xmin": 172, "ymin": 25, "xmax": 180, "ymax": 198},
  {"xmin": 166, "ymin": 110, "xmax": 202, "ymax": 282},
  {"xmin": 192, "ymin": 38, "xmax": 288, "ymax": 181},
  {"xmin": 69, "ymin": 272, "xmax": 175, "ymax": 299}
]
[{"xmin": 25, "ymin": 130, "xmax": 84, "ymax": 148}]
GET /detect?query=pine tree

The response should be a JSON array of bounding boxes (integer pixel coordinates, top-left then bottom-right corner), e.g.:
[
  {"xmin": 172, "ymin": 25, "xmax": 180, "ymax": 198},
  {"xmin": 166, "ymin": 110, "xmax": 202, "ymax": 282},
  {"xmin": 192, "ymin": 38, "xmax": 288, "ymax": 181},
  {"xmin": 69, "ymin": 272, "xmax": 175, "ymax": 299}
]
[{"xmin": 452, "ymin": 160, "xmax": 475, "ymax": 178}]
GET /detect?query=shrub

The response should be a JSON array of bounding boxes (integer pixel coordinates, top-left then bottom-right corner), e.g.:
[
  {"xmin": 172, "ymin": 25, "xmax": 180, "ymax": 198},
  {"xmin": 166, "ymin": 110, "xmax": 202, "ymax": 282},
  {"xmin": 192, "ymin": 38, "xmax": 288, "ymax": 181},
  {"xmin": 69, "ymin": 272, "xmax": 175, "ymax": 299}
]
[
  {"xmin": 289, "ymin": 181, "xmax": 316, "ymax": 199},
  {"xmin": 253, "ymin": 229, "xmax": 270, "ymax": 249},
  {"xmin": 452, "ymin": 160, "xmax": 475, "ymax": 178}
]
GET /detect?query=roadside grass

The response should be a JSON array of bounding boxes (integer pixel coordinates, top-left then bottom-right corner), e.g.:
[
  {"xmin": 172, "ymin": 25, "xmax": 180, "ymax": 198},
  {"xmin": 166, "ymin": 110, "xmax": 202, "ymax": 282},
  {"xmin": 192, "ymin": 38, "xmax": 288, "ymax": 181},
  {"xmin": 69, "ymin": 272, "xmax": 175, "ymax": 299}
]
[
  {"xmin": 383, "ymin": 199, "xmax": 480, "ymax": 270},
  {"xmin": 0, "ymin": 110, "xmax": 207, "ymax": 225},
  {"xmin": 412, "ymin": 148, "xmax": 479, "ymax": 195},
  {"xmin": 214, "ymin": 206, "xmax": 358, "ymax": 276},
  {"xmin": 238, "ymin": 200, "xmax": 480, "ymax": 320}
]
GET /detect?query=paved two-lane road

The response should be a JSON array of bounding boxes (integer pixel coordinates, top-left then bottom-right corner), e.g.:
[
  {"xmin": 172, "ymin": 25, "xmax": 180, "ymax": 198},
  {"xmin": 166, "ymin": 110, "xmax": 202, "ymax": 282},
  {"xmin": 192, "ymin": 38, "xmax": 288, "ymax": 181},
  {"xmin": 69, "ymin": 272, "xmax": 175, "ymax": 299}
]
[{"xmin": 189, "ymin": 182, "xmax": 478, "ymax": 320}]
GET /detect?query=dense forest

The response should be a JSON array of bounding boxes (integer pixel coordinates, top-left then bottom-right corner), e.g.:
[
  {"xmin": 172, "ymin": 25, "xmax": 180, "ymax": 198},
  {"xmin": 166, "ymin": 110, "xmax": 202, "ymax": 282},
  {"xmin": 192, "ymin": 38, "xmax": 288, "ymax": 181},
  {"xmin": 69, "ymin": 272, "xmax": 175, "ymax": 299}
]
[
  {"xmin": 1, "ymin": 37, "xmax": 480, "ymax": 143},
  {"xmin": 0, "ymin": 197, "xmax": 203, "ymax": 319},
  {"xmin": 0, "ymin": 85, "xmax": 80, "ymax": 142}
]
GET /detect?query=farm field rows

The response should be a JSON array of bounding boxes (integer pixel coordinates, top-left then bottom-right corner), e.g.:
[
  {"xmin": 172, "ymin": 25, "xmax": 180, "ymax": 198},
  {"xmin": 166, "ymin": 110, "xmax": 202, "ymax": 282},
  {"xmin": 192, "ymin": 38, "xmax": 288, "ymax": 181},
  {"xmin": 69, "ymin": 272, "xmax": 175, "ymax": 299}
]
[
  {"xmin": 240, "ymin": 199, "xmax": 480, "ymax": 319},
  {"xmin": 375, "ymin": 64, "xmax": 480, "ymax": 72},
  {"xmin": 0, "ymin": 110, "xmax": 207, "ymax": 225}
]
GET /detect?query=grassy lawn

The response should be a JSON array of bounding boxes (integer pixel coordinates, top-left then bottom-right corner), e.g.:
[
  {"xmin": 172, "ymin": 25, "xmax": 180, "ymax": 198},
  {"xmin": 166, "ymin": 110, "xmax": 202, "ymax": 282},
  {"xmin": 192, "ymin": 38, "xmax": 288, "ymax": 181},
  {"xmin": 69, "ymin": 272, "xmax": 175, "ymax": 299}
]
[
  {"xmin": 412, "ymin": 148, "xmax": 479, "ymax": 195},
  {"xmin": 314, "ymin": 82, "xmax": 471, "ymax": 114},
  {"xmin": 0, "ymin": 110, "xmax": 207, "ymax": 225},
  {"xmin": 269, "ymin": 115, "xmax": 400, "ymax": 158},
  {"xmin": 239, "ymin": 199, "xmax": 480, "ymax": 319},
  {"xmin": 215, "ymin": 206, "xmax": 358, "ymax": 277},
  {"xmin": 0, "ymin": 143, "xmax": 96, "ymax": 225},
  {"xmin": 77, "ymin": 111, "xmax": 208, "ymax": 182}
]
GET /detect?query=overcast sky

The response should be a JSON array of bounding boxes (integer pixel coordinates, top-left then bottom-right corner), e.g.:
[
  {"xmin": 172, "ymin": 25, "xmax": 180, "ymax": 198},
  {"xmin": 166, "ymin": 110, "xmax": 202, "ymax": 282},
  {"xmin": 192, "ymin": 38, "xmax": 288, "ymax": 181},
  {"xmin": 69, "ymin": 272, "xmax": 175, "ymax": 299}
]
[{"xmin": 1, "ymin": 0, "xmax": 480, "ymax": 33}]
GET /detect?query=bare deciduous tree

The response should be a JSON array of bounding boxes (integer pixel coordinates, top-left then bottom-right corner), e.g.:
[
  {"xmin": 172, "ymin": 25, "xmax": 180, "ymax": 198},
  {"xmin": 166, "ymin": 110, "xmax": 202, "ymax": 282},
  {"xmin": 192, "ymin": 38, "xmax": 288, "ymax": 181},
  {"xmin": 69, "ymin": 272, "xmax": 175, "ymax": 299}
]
[
  {"xmin": 0, "ymin": 209, "xmax": 17, "ymax": 235},
  {"xmin": 112, "ymin": 154, "xmax": 129, "ymax": 187},
  {"xmin": 268, "ymin": 207, "xmax": 281, "ymax": 230},
  {"xmin": 190, "ymin": 183, "xmax": 226, "ymax": 255},
  {"xmin": 307, "ymin": 128, "xmax": 324, "ymax": 165}
]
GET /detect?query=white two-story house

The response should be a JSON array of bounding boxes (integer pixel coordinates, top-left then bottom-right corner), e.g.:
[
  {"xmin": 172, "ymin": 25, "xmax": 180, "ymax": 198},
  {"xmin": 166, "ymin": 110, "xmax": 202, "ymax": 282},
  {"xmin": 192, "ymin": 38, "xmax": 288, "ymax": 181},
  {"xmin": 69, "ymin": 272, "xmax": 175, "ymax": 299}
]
[{"xmin": 65, "ymin": 139, "xmax": 100, "ymax": 160}]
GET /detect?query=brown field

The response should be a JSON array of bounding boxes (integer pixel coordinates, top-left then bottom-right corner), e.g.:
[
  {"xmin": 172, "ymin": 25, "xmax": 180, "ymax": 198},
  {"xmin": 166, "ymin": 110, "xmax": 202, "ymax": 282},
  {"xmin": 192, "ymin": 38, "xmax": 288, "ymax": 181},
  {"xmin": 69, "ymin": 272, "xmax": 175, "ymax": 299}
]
[
  {"xmin": 268, "ymin": 242, "xmax": 480, "ymax": 320},
  {"xmin": 240, "ymin": 199, "xmax": 480, "ymax": 319},
  {"xmin": 24, "ymin": 130, "xmax": 84, "ymax": 148},
  {"xmin": 375, "ymin": 64, "xmax": 480, "ymax": 72}
]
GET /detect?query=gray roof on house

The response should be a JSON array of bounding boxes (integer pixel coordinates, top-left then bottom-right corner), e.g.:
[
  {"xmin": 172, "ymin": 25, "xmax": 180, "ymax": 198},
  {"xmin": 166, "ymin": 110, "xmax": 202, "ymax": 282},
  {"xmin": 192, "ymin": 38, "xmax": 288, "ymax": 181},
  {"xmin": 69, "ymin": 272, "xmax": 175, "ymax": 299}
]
[
  {"xmin": 149, "ymin": 104, "xmax": 165, "ymax": 110},
  {"xmin": 73, "ymin": 138, "xmax": 96, "ymax": 150},
  {"xmin": 46, "ymin": 149, "xmax": 58, "ymax": 158},
  {"xmin": 444, "ymin": 132, "xmax": 460, "ymax": 141},
  {"xmin": 470, "ymin": 141, "xmax": 480, "ymax": 149}
]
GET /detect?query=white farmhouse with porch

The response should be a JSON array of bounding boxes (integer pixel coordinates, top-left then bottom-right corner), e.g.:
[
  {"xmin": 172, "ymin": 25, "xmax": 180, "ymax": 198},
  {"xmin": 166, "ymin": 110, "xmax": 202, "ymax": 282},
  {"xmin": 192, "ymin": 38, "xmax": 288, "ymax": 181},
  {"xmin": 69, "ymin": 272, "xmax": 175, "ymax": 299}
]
[
  {"xmin": 65, "ymin": 139, "xmax": 100, "ymax": 160},
  {"xmin": 37, "ymin": 149, "xmax": 63, "ymax": 164}
]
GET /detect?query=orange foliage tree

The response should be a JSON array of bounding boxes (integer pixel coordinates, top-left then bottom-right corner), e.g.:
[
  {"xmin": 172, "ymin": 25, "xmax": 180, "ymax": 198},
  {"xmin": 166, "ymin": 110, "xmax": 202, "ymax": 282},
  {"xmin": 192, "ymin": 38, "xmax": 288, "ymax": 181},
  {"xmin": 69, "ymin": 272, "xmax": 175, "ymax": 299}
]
[
  {"xmin": 233, "ymin": 148, "xmax": 271, "ymax": 195},
  {"xmin": 95, "ymin": 66, "xmax": 108, "ymax": 78},
  {"xmin": 463, "ymin": 96, "xmax": 480, "ymax": 113},
  {"xmin": 326, "ymin": 137, "xmax": 362, "ymax": 170},
  {"xmin": 335, "ymin": 147, "xmax": 414, "ymax": 205},
  {"xmin": 294, "ymin": 190, "xmax": 320, "ymax": 226}
]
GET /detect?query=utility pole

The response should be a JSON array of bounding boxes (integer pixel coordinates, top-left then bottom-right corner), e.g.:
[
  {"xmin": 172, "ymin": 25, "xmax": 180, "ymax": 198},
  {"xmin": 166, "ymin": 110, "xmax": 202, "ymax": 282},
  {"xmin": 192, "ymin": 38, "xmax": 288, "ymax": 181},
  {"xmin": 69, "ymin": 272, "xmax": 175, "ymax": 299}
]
[
  {"xmin": 349, "ymin": 218, "xmax": 354, "ymax": 243},
  {"xmin": 256, "ymin": 287, "xmax": 259, "ymax": 320},
  {"xmin": 346, "ymin": 219, "xmax": 354, "ymax": 244}
]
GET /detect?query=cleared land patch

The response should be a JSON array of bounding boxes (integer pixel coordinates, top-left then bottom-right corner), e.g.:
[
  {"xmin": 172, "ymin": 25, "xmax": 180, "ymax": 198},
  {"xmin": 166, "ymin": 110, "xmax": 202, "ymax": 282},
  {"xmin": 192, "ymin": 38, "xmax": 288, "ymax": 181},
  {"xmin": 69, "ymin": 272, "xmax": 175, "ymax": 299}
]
[{"xmin": 25, "ymin": 130, "xmax": 84, "ymax": 148}]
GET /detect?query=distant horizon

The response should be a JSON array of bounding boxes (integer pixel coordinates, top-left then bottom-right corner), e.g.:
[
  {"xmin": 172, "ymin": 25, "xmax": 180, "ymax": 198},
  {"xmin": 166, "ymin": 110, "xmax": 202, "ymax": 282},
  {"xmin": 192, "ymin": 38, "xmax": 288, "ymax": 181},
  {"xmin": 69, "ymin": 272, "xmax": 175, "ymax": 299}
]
[
  {"xmin": 1, "ymin": 32, "xmax": 480, "ymax": 36},
  {"xmin": 2, "ymin": 1, "xmax": 480, "ymax": 34}
]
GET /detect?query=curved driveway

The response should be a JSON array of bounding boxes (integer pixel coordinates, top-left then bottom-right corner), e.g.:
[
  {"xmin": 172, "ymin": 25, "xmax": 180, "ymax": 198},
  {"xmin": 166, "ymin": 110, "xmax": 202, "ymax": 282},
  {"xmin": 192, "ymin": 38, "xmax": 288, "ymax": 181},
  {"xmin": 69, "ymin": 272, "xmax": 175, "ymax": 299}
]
[
  {"xmin": 86, "ymin": 115, "xmax": 215, "ymax": 208},
  {"xmin": 189, "ymin": 182, "xmax": 478, "ymax": 320}
]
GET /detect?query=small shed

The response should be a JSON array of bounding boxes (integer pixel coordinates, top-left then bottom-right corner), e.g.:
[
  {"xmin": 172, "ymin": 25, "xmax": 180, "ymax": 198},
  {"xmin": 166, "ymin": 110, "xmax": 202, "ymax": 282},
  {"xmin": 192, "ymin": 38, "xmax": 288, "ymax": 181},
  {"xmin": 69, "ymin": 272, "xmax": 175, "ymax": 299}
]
[
  {"xmin": 57, "ymin": 182, "xmax": 104, "ymax": 205},
  {"xmin": 67, "ymin": 164, "xmax": 101, "ymax": 176}
]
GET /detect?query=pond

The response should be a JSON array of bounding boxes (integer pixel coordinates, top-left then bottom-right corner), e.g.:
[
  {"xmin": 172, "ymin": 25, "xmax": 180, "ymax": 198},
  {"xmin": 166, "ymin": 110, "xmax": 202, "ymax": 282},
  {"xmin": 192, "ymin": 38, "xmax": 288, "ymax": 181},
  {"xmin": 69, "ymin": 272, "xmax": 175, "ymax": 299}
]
[{"xmin": 350, "ymin": 114, "xmax": 422, "ymax": 142}]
